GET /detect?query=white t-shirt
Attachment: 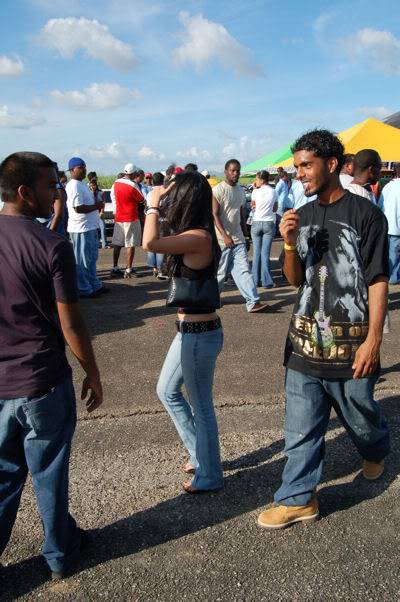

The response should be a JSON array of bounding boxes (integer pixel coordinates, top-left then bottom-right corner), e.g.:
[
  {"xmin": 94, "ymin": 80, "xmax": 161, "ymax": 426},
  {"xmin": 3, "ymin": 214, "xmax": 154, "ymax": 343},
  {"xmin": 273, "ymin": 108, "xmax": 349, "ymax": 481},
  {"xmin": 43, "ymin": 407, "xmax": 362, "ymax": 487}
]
[
  {"xmin": 251, "ymin": 185, "xmax": 277, "ymax": 222},
  {"xmin": 345, "ymin": 181, "xmax": 375, "ymax": 203},
  {"xmin": 339, "ymin": 173, "xmax": 353, "ymax": 188},
  {"xmin": 66, "ymin": 179, "xmax": 99, "ymax": 233},
  {"xmin": 212, "ymin": 181, "xmax": 246, "ymax": 247}
]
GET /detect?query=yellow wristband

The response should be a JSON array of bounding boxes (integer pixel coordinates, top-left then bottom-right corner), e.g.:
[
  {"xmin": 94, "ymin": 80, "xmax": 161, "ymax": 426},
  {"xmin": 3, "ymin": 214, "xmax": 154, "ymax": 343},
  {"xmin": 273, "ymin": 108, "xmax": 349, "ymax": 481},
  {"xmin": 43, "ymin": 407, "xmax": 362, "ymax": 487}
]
[{"xmin": 284, "ymin": 243, "xmax": 297, "ymax": 251}]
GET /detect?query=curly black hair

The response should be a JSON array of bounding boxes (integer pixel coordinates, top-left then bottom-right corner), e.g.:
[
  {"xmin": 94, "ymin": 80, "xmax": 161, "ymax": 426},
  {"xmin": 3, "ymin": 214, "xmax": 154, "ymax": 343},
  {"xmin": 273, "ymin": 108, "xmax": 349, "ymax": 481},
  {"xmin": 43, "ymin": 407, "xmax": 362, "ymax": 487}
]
[{"xmin": 291, "ymin": 129, "xmax": 345, "ymax": 174}]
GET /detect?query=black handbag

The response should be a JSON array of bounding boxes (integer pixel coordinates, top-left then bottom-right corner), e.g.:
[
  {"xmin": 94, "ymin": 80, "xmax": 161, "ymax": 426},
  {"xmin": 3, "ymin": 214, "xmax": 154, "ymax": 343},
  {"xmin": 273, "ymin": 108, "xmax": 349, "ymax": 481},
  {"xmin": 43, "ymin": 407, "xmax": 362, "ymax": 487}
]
[{"xmin": 166, "ymin": 260, "xmax": 221, "ymax": 309}]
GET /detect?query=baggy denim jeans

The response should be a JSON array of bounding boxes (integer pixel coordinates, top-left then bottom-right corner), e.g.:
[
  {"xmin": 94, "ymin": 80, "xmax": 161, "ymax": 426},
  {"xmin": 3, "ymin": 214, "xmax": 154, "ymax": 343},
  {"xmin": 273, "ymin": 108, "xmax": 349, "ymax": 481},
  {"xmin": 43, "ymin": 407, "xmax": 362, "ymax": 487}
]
[
  {"xmin": 0, "ymin": 376, "xmax": 81, "ymax": 572},
  {"xmin": 157, "ymin": 328, "xmax": 224, "ymax": 490},
  {"xmin": 70, "ymin": 230, "xmax": 103, "ymax": 296},
  {"xmin": 274, "ymin": 368, "xmax": 390, "ymax": 506},
  {"xmin": 217, "ymin": 243, "xmax": 260, "ymax": 311},
  {"xmin": 388, "ymin": 235, "xmax": 400, "ymax": 284},
  {"xmin": 251, "ymin": 221, "xmax": 275, "ymax": 287}
]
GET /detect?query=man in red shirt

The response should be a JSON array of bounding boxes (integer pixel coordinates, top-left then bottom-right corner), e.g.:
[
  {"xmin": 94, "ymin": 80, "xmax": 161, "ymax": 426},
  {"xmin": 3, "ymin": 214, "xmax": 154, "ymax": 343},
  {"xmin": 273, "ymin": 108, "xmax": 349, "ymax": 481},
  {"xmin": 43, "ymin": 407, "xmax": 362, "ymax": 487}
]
[{"xmin": 110, "ymin": 163, "xmax": 144, "ymax": 278}]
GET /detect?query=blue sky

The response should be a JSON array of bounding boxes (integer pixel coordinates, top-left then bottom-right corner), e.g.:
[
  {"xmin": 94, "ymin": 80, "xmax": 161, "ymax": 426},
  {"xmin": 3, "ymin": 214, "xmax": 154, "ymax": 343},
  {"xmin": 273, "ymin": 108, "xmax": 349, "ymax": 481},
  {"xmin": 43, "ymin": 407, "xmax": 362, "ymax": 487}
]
[{"xmin": 1, "ymin": 0, "xmax": 399, "ymax": 174}]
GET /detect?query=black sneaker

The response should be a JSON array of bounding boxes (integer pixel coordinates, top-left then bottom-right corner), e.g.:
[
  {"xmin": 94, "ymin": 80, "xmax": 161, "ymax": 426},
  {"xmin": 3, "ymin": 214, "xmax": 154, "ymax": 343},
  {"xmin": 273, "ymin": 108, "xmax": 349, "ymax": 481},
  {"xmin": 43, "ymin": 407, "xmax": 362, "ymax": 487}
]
[{"xmin": 51, "ymin": 529, "xmax": 89, "ymax": 581}]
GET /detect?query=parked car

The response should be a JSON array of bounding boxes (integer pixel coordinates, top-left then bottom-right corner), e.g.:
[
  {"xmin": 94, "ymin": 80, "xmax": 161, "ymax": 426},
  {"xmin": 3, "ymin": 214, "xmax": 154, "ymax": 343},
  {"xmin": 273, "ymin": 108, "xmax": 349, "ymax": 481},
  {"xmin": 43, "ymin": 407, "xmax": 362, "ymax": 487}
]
[{"xmin": 102, "ymin": 189, "xmax": 114, "ymax": 233}]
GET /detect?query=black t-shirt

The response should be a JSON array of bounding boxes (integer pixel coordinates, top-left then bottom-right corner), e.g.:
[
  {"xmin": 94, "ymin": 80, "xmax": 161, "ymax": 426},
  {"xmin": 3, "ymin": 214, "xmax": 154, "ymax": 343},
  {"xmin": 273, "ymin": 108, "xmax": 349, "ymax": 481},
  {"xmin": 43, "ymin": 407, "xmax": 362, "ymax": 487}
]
[
  {"xmin": 0, "ymin": 214, "xmax": 78, "ymax": 398},
  {"xmin": 283, "ymin": 191, "xmax": 389, "ymax": 379}
]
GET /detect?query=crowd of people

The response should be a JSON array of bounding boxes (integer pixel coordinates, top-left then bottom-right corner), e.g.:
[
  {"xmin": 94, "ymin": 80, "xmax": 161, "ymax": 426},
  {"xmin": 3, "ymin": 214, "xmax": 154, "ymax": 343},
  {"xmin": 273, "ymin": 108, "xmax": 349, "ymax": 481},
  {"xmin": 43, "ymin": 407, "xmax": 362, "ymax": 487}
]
[{"xmin": 0, "ymin": 128, "xmax": 400, "ymax": 580}]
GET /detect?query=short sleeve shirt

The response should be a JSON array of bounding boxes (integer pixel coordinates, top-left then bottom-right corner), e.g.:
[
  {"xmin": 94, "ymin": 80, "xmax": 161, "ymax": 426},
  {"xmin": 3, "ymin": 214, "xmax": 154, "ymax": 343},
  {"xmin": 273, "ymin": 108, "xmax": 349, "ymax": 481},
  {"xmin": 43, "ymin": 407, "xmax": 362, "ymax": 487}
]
[
  {"xmin": 251, "ymin": 185, "xmax": 277, "ymax": 222},
  {"xmin": 0, "ymin": 215, "xmax": 77, "ymax": 398},
  {"xmin": 113, "ymin": 178, "xmax": 144, "ymax": 222},
  {"xmin": 283, "ymin": 192, "xmax": 389, "ymax": 379},
  {"xmin": 212, "ymin": 181, "xmax": 246, "ymax": 247},
  {"xmin": 66, "ymin": 179, "xmax": 99, "ymax": 233}
]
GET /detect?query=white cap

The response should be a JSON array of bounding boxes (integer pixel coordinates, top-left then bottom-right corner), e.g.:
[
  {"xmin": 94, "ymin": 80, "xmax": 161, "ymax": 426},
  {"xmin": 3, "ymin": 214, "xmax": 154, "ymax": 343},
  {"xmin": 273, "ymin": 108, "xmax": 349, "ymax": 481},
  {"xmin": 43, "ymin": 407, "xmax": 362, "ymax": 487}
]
[
  {"xmin": 123, "ymin": 163, "xmax": 138, "ymax": 175},
  {"xmin": 201, "ymin": 170, "xmax": 210, "ymax": 177}
]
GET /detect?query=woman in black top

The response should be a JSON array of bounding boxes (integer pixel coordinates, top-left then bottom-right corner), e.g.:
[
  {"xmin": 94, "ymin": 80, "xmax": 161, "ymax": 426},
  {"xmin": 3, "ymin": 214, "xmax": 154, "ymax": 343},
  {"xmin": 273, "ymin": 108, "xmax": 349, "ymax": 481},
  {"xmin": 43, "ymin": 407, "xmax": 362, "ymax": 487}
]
[{"xmin": 142, "ymin": 172, "xmax": 223, "ymax": 493}]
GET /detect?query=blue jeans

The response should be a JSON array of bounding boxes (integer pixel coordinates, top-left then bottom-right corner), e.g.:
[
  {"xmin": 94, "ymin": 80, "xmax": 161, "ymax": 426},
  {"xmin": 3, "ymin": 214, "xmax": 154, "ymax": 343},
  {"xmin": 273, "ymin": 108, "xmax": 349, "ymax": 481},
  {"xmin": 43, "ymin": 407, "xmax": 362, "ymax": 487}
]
[
  {"xmin": 70, "ymin": 230, "xmax": 103, "ymax": 295},
  {"xmin": 98, "ymin": 218, "xmax": 107, "ymax": 249},
  {"xmin": 388, "ymin": 235, "xmax": 400, "ymax": 284},
  {"xmin": 217, "ymin": 243, "xmax": 260, "ymax": 311},
  {"xmin": 157, "ymin": 328, "xmax": 224, "ymax": 490},
  {"xmin": 0, "ymin": 377, "xmax": 81, "ymax": 572},
  {"xmin": 275, "ymin": 368, "xmax": 390, "ymax": 506},
  {"xmin": 147, "ymin": 252, "xmax": 164, "ymax": 269},
  {"xmin": 251, "ymin": 221, "xmax": 275, "ymax": 287}
]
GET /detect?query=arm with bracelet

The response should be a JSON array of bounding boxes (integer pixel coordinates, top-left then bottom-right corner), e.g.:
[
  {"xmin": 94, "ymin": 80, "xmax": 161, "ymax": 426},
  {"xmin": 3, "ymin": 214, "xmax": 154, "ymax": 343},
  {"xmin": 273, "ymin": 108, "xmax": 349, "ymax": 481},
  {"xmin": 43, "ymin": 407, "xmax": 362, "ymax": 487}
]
[{"xmin": 279, "ymin": 208, "xmax": 305, "ymax": 287}]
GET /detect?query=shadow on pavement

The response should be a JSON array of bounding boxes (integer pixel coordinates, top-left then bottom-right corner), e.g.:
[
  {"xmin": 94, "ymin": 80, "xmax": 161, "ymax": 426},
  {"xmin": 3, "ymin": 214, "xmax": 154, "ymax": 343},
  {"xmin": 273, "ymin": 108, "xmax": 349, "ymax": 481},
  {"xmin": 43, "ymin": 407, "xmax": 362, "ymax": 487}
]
[
  {"xmin": 2, "ymin": 396, "xmax": 399, "ymax": 599},
  {"xmin": 79, "ymin": 280, "xmax": 175, "ymax": 338},
  {"xmin": 388, "ymin": 290, "xmax": 400, "ymax": 310}
]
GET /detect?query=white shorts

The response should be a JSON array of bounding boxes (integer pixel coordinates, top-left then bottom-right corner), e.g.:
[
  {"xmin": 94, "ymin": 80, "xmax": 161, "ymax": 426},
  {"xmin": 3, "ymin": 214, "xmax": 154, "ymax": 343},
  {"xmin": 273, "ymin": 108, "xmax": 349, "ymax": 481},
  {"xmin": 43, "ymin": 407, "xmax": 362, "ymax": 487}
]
[{"xmin": 112, "ymin": 221, "xmax": 141, "ymax": 247}]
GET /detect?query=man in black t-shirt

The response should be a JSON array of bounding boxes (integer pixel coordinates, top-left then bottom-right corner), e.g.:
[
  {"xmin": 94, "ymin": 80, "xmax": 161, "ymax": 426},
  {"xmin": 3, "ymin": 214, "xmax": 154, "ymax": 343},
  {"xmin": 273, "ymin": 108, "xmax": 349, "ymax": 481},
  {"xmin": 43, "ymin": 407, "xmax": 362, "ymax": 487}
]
[
  {"xmin": 258, "ymin": 131, "xmax": 390, "ymax": 530},
  {"xmin": 0, "ymin": 152, "xmax": 103, "ymax": 579}
]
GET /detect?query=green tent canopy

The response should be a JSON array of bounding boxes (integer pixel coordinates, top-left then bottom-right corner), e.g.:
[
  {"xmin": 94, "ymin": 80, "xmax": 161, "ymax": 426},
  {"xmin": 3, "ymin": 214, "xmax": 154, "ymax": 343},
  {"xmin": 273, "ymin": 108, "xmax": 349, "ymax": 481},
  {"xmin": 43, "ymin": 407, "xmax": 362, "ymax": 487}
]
[{"xmin": 242, "ymin": 143, "xmax": 293, "ymax": 173}]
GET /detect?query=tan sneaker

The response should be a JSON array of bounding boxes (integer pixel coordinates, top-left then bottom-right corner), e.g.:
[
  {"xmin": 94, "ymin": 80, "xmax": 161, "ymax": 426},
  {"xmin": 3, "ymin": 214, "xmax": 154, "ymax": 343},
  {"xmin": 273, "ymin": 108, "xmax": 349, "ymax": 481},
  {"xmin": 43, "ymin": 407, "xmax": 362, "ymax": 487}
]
[
  {"xmin": 258, "ymin": 498, "xmax": 319, "ymax": 530},
  {"xmin": 362, "ymin": 459, "xmax": 384, "ymax": 480}
]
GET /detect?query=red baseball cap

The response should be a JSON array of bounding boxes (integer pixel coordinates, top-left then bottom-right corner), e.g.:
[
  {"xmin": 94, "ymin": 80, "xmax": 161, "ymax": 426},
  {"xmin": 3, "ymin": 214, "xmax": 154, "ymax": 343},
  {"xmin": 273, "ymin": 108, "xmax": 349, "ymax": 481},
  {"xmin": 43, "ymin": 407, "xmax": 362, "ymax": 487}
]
[
  {"xmin": 174, "ymin": 166, "xmax": 184, "ymax": 174},
  {"xmin": 145, "ymin": 172, "xmax": 152, "ymax": 179}
]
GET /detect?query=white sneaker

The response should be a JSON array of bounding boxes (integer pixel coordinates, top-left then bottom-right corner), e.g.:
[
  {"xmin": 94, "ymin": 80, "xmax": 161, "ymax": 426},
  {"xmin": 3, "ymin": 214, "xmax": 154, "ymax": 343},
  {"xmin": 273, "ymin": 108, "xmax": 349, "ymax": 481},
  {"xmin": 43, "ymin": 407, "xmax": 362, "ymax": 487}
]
[{"xmin": 124, "ymin": 268, "xmax": 132, "ymax": 279}]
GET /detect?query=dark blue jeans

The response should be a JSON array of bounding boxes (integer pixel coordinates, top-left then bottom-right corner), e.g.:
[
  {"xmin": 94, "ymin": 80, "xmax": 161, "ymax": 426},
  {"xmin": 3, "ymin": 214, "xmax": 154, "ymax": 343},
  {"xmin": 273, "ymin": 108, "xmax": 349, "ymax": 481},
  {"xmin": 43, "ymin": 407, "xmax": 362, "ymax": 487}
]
[
  {"xmin": 0, "ymin": 376, "xmax": 81, "ymax": 572},
  {"xmin": 274, "ymin": 368, "xmax": 390, "ymax": 506}
]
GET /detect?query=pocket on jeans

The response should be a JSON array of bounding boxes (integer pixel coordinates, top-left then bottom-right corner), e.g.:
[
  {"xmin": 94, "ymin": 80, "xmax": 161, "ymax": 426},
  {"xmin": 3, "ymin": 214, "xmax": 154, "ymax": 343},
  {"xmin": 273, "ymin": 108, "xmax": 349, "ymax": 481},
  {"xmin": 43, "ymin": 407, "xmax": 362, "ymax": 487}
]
[{"xmin": 23, "ymin": 381, "xmax": 75, "ymax": 436}]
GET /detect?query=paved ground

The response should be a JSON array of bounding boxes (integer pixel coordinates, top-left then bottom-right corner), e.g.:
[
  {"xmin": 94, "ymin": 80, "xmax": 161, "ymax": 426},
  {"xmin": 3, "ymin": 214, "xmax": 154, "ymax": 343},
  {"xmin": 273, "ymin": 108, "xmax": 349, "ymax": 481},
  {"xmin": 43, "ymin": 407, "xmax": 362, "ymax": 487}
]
[{"xmin": 1, "ymin": 243, "xmax": 400, "ymax": 601}]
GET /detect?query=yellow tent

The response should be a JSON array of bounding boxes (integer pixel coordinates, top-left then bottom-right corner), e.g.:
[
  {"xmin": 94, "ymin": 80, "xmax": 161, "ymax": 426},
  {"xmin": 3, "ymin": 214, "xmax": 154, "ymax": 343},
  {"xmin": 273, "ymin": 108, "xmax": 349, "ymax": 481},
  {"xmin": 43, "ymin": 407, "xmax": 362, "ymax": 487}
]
[{"xmin": 274, "ymin": 118, "xmax": 400, "ymax": 168}]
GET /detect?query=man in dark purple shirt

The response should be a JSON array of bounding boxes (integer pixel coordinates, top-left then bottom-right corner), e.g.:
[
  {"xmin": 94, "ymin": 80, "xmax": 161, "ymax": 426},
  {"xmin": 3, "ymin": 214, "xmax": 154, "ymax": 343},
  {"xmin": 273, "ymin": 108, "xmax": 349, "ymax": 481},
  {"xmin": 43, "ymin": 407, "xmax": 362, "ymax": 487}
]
[{"xmin": 0, "ymin": 152, "xmax": 103, "ymax": 580}]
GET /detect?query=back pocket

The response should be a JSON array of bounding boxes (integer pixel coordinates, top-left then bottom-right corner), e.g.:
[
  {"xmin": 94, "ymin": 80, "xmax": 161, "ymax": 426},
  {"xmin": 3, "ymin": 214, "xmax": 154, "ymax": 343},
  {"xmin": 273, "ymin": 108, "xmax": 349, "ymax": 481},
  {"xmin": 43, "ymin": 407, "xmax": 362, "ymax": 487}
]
[{"xmin": 23, "ymin": 380, "xmax": 75, "ymax": 436}]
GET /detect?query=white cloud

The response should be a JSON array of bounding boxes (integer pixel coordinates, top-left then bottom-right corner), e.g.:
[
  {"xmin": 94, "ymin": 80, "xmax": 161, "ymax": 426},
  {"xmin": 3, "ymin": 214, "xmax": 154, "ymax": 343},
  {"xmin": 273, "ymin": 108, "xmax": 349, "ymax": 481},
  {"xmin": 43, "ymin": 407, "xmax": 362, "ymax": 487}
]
[
  {"xmin": 176, "ymin": 146, "xmax": 212, "ymax": 160},
  {"xmin": 31, "ymin": 0, "xmax": 161, "ymax": 28},
  {"xmin": 137, "ymin": 146, "xmax": 166, "ymax": 161},
  {"xmin": 282, "ymin": 37, "xmax": 304, "ymax": 46},
  {"xmin": 173, "ymin": 12, "xmax": 263, "ymax": 77},
  {"xmin": 39, "ymin": 17, "xmax": 137, "ymax": 71},
  {"xmin": 358, "ymin": 106, "xmax": 390, "ymax": 119},
  {"xmin": 50, "ymin": 82, "xmax": 140, "ymax": 110},
  {"xmin": 0, "ymin": 55, "xmax": 24, "ymax": 76},
  {"xmin": 312, "ymin": 12, "xmax": 335, "ymax": 34},
  {"xmin": 343, "ymin": 28, "xmax": 400, "ymax": 75},
  {"xmin": 88, "ymin": 142, "xmax": 124, "ymax": 159},
  {"xmin": 222, "ymin": 135, "xmax": 273, "ymax": 162},
  {"xmin": 0, "ymin": 105, "xmax": 45, "ymax": 129}
]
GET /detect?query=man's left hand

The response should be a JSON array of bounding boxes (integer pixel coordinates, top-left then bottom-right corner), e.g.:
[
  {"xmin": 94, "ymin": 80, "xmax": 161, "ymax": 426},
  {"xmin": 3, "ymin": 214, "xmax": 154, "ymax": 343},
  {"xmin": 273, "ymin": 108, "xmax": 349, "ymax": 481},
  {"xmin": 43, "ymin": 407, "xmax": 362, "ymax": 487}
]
[{"xmin": 352, "ymin": 337, "xmax": 381, "ymax": 379}]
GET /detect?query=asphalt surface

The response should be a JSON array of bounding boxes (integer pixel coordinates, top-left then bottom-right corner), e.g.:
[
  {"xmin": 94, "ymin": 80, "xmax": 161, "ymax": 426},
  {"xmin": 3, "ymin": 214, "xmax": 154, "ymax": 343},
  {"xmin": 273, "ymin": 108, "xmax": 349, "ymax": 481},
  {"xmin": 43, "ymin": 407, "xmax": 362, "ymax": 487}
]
[{"xmin": 1, "ymin": 242, "xmax": 400, "ymax": 601}]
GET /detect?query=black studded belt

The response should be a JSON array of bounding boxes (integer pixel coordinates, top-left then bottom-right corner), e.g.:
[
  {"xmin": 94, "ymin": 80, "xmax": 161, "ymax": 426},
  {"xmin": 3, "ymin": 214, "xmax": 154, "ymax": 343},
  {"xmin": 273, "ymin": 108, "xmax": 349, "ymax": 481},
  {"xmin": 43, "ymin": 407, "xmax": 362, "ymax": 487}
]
[{"xmin": 175, "ymin": 317, "xmax": 222, "ymax": 334}]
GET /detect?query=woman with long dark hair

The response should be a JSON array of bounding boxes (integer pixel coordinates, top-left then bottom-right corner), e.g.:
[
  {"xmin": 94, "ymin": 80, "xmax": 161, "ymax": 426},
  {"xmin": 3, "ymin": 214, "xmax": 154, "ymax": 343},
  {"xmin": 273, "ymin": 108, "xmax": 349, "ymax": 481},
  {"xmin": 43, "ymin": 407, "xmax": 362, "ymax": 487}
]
[{"xmin": 142, "ymin": 171, "xmax": 223, "ymax": 493}]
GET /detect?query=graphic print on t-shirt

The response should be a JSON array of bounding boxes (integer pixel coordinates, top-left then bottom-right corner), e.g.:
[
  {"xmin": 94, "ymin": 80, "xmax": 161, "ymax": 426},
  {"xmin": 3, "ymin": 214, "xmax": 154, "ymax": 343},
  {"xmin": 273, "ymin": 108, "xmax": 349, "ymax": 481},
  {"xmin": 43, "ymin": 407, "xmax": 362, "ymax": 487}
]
[
  {"xmin": 284, "ymin": 192, "xmax": 389, "ymax": 379},
  {"xmin": 311, "ymin": 266, "xmax": 335, "ymax": 351}
]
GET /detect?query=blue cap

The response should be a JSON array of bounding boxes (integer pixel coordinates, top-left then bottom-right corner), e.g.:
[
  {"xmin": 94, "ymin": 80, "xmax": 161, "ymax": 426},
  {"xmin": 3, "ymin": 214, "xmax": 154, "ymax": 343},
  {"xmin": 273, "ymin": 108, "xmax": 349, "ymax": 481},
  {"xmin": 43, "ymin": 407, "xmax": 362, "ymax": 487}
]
[{"xmin": 68, "ymin": 156, "xmax": 86, "ymax": 170}]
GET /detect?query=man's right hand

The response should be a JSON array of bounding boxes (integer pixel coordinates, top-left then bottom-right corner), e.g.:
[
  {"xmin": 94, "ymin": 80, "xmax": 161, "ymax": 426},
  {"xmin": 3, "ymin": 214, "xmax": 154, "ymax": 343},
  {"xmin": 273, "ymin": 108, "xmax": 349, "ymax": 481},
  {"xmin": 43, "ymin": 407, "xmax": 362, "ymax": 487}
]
[
  {"xmin": 81, "ymin": 374, "xmax": 103, "ymax": 413},
  {"xmin": 279, "ymin": 209, "xmax": 299, "ymax": 245},
  {"xmin": 223, "ymin": 234, "xmax": 235, "ymax": 248}
]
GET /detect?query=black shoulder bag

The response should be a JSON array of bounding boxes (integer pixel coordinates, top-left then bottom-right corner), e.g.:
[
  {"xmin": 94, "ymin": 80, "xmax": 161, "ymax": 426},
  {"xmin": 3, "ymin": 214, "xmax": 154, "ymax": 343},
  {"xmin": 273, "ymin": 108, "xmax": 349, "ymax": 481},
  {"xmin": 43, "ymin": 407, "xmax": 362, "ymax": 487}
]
[{"xmin": 166, "ymin": 259, "xmax": 221, "ymax": 309}]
